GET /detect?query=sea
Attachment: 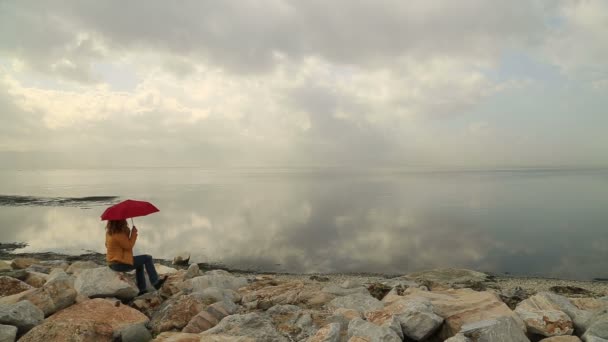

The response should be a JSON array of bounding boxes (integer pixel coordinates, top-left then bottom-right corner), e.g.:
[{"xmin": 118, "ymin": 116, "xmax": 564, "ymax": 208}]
[{"xmin": 1, "ymin": 167, "xmax": 607, "ymax": 280}]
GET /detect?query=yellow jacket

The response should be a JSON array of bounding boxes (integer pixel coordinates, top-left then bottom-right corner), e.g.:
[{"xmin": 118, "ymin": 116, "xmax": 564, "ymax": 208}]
[{"xmin": 105, "ymin": 230, "xmax": 137, "ymax": 265}]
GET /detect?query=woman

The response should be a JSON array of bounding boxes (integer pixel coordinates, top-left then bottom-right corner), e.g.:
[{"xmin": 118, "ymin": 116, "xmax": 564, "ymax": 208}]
[{"xmin": 105, "ymin": 219, "xmax": 167, "ymax": 295}]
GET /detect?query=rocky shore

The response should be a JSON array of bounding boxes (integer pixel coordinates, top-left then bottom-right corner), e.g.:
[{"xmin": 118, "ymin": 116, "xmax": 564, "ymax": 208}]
[{"xmin": 1, "ymin": 250, "xmax": 608, "ymax": 341}]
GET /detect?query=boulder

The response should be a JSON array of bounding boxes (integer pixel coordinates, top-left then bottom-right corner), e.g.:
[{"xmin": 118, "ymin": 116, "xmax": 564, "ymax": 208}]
[
  {"xmin": 198, "ymin": 287, "xmax": 241, "ymax": 304},
  {"xmin": 400, "ymin": 287, "xmax": 525, "ymax": 339},
  {"xmin": 445, "ymin": 334, "xmax": 471, "ymax": 342},
  {"xmin": 0, "ymin": 276, "xmax": 33, "ymax": 297},
  {"xmin": 403, "ymin": 268, "xmax": 492, "ymax": 290},
  {"xmin": 539, "ymin": 336, "xmax": 582, "ymax": 342},
  {"xmin": 114, "ymin": 322, "xmax": 152, "ymax": 342},
  {"xmin": 182, "ymin": 300, "xmax": 238, "ymax": 333},
  {"xmin": 19, "ymin": 298, "xmax": 149, "ymax": 342},
  {"xmin": 240, "ymin": 279, "xmax": 334, "ymax": 309},
  {"xmin": 0, "ymin": 300, "xmax": 44, "ymax": 334},
  {"xmin": 183, "ymin": 263, "xmax": 200, "ymax": 280},
  {"xmin": 459, "ymin": 317, "xmax": 530, "ymax": 342},
  {"xmin": 366, "ymin": 298, "xmax": 443, "ymax": 341},
  {"xmin": 173, "ymin": 253, "xmax": 190, "ymax": 266},
  {"xmin": 159, "ymin": 270, "xmax": 188, "ymax": 297},
  {"xmin": 66, "ymin": 261, "xmax": 99, "ymax": 275},
  {"xmin": 201, "ymin": 312, "xmax": 289, "ymax": 341},
  {"xmin": 132, "ymin": 292, "xmax": 164, "ymax": 318},
  {"xmin": 186, "ymin": 273, "xmax": 247, "ymax": 292},
  {"xmin": 533, "ymin": 292, "xmax": 598, "ymax": 334},
  {"xmin": 0, "ymin": 324, "xmax": 17, "ymax": 342},
  {"xmin": 515, "ymin": 293, "xmax": 574, "ymax": 336},
  {"xmin": 327, "ymin": 293, "xmax": 383, "ymax": 313},
  {"xmin": 308, "ymin": 323, "xmax": 341, "ymax": 342},
  {"xmin": 267, "ymin": 305, "xmax": 319, "ymax": 341},
  {"xmin": 583, "ymin": 313, "xmax": 608, "ymax": 341},
  {"xmin": 74, "ymin": 267, "xmax": 138, "ymax": 300},
  {"xmin": 0, "ymin": 262, "xmax": 11, "ymax": 272},
  {"xmin": 25, "ymin": 265, "xmax": 50, "ymax": 274},
  {"xmin": 156, "ymin": 264, "xmax": 178, "ymax": 275},
  {"xmin": 150, "ymin": 293, "xmax": 207, "ymax": 334},
  {"xmin": 10, "ymin": 258, "xmax": 39, "ymax": 270},
  {"xmin": 347, "ymin": 317, "xmax": 401, "ymax": 342},
  {"xmin": 152, "ymin": 332, "xmax": 202, "ymax": 341},
  {"xmin": 23, "ymin": 272, "xmax": 48, "ymax": 288},
  {"xmin": 322, "ymin": 284, "xmax": 369, "ymax": 297},
  {"xmin": 0, "ymin": 270, "xmax": 26, "ymax": 281},
  {"xmin": 0, "ymin": 270, "xmax": 76, "ymax": 316}
]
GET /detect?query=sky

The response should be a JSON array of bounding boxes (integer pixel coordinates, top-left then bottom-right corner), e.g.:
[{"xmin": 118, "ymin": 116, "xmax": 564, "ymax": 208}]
[{"xmin": 0, "ymin": 0, "xmax": 607, "ymax": 169}]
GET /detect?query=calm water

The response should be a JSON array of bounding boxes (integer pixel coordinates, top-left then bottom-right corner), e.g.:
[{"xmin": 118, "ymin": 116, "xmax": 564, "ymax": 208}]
[{"xmin": 0, "ymin": 167, "xmax": 607, "ymax": 280}]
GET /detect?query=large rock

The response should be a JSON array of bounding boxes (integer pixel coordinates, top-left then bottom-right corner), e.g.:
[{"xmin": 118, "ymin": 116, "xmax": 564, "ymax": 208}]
[
  {"xmin": 74, "ymin": 267, "xmax": 138, "ymax": 300},
  {"xmin": 0, "ymin": 300, "xmax": 44, "ymax": 334},
  {"xmin": 327, "ymin": 293, "xmax": 383, "ymax": 313},
  {"xmin": 366, "ymin": 298, "xmax": 443, "ymax": 341},
  {"xmin": 308, "ymin": 323, "xmax": 341, "ymax": 342},
  {"xmin": 198, "ymin": 287, "xmax": 241, "ymax": 304},
  {"xmin": 155, "ymin": 264, "xmax": 178, "ymax": 275},
  {"xmin": 152, "ymin": 332, "xmax": 201, "ymax": 341},
  {"xmin": 19, "ymin": 298, "xmax": 149, "ymax": 342},
  {"xmin": 10, "ymin": 258, "xmax": 39, "ymax": 270},
  {"xmin": 240, "ymin": 279, "xmax": 334, "ymax": 309},
  {"xmin": 539, "ymin": 337, "xmax": 582, "ymax": 342},
  {"xmin": 0, "ymin": 276, "xmax": 33, "ymax": 297},
  {"xmin": 347, "ymin": 317, "xmax": 401, "ymax": 342},
  {"xmin": 399, "ymin": 287, "xmax": 525, "ymax": 339},
  {"xmin": 66, "ymin": 261, "xmax": 100, "ymax": 275},
  {"xmin": 403, "ymin": 268, "xmax": 491, "ymax": 290},
  {"xmin": 0, "ymin": 262, "xmax": 10, "ymax": 272},
  {"xmin": 183, "ymin": 263, "xmax": 200, "ymax": 280},
  {"xmin": 24, "ymin": 272, "xmax": 48, "ymax": 288},
  {"xmin": 200, "ymin": 312, "xmax": 289, "ymax": 341},
  {"xmin": 267, "ymin": 304, "xmax": 319, "ymax": 341},
  {"xmin": 186, "ymin": 272, "xmax": 247, "ymax": 292},
  {"xmin": 583, "ymin": 313, "xmax": 608, "ymax": 341},
  {"xmin": 533, "ymin": 292, "xmax": 599, "ymax": 334},
  {"xmin": 182, "ymin": 300, "xmax": 238, "ymax": 333},
  {"xmin": 159, "ymin": 270, "xmax": 188, "ymax": 297},
  {"xmin": 515, "ymin": 293, "xmax": 574, "ymax": 336},
  {"xmin": 132, "ymin": 292, "xmax": 164, "ymax": 318},
  {"xmin": 0, "ymin": 324, "xmax": 17, "ymax": 342},
  {"xmin": 0, "ymin": 270, "xmax": 76, "ymax": 316},
  {"xmin": 322, "ymin": 284, "xmax": 369, "ymax": 297},
  {"xmin": 150, "ymin": 293, "xmax": 207, "ymax": 334},
  {"xmin": 459, "ymin": 317, "xmax": 530, "ymax": 342}
]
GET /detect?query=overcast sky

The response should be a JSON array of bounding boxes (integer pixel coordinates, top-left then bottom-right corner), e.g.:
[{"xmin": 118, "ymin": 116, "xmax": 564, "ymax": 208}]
[{"xmin": 1, "ymin": 0, "xmax": 607, "ymax": 169}]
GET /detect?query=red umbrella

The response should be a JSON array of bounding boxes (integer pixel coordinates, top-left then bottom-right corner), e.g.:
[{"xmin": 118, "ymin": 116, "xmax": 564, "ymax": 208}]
[{"xmin": 100, "ymin": 199, "xmax": 159, "ymax": 222}]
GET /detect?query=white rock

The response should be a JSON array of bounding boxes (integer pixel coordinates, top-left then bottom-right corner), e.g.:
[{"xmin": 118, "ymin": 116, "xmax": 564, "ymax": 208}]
[
  {"xmin": 347, "ymin": 317, "xmax": 401, "ymax": 342},
  {"xmin": 0, "ymin": 324, "xmax": 17, "ymax": 342},
  {"xmin": 327, "ymin": 293, "xmax": 383, "ymax": 313},
  {"xmin": 460, "ymin": 317, "xmax": 530, "ymax": 342},
  {"xmin": 74, "ymin": 267, "xmax": 138, "ymax": 300}
]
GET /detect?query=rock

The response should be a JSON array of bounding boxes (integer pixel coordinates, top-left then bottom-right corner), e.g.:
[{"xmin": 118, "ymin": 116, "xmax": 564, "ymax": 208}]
[
  {"xmin": 19, "ymin": 298, "xmax": 149, "ymax": 342},
  {"xmin": 366, "ymin": 298, "xmax": 443, "ymax": 341},
  {"xmin": 155, "ymin": 264, "xmax": 178, "ymax": 275},
  {"xmin": 10, "ymin": 258, "xmax": 39, "ymax": 270},
  {"xmin": 196, "ymin": 334, "xmax": 255, "ymax": 341},
  {"xmin": 400, "ymin": 287, "xmax": 525, "ymax": 340},
  {"xmin": 23, "ymin": 272, "xmax": 48, "ymax": 288},
  {"xmin": 533, "ymin": 292, "xmax": 597, "ymax": 334},
  {"xmin": 583, "ymin": 313, "xmax": 608, "ymax": 341},
  {"xmin": 0, "ymin": 276, "xmax": 33, "ymax": 297},
  {"xmin": 0, "ymin": 262, "xmax": 11, "ymax": 272},
  {"xmin": 132, "ymin": 292, "xmax": 164, "ymax": 318},
  {"xmin": 341, "ymin": 280, "xmax": 363, "ymax": 289},
  {"xmin": 25, "ymin": 265, "xmax": 50, "ymax": 274},
  {"xmin": 539, "ymin": 336, "xmax": 582, "ymax": 342},
  {"xmin": 515, "ymin": 293, "xmax": 574, "ymax": 336},
  {"xmin": 186, "ymin": 273, "xmax": 248, "ymax": 292},
  {"xmin": 308, "ymin": 322, "xmax": 341, "ymax": 342},
  {"xmin": 173, "ymin": 253, "xmax": 190, "ymax": 266},
  {"xmin": 160, "ymin": 270, "xmax": 188, "ymax": 297},
  {"xmin": 404, "ymin": 268, "xmax": 492, "ymax": 290},
  {"xmin": 149, "ymin": 293, "xmax": 207, "ymax": 334},
  {"xmin": 0, "ymin": 324, "xmax": 17, "ymax": 342},
  {"xmin": 74, "ymin": 267, "xmax": 138, "ymax": 300},
  {"xmin": 445, "ymin": 334, "xmax": 471, "ymax": 342},
  {"xmin": 0, "ymin": 270, "xmax": 26, "ymax": 282},
  {"xmin": 310, "ymin": 275, "xmax": 330, "ymax": 282},
  {"xmin": 0, "ymin": 269, "xmax": 76, "ymax": 316},
  {"xmin": 114, "ymin": 322, "xmax": 152, "ymax": 342},
  {"xmin": 240, "ymin": 280, "xmax": 334, "ymax": 309},
  {"xmin": 198, "ymin": 287, "xmax": 241, "ymax": 304},
  {"xmin": 501, "ymin": 286, "xmax": 532, "ymax": 310},
  {"xmin": 267, "ymin": 305, "xmax": 318, "ymax": 341},
  {"xmin": 0, "ymin": 301, "xmax": 44, "ymax": 334},
  {"xmin": 460, "ymin": 316, "xmax": 530, "ymax": 342},
  {"xmin": 201, "ymin": 312, "xmax": 289, "ymax": 341},
  {"xmin": 550, "ymin": 286, "xmax": 596, "ymax": 298},
  {"xmin": 66, "ymin": 261, "xmax": 99, "ymax": 275},
  {"xmin": 182, "ymin": 300, "xmax": 238, "ymax": 333},
  {"xmin": 152, "ymin": 332, "xmax": 202, "ymax": 341},
  {"xmin": 322, "ymin": 284, "xmax": 369, "ymax": 297},
  {"xmin": 367, "ymin": 283, "xmax": 393, "ymax": 301},
  {"xmin": 327, "ymin": 293, "xmax": 383, "ymax": 313},
  {"xmin": 334, "ymin": 308, "xmax": 362, "ymax": 320},
  {"xmin": 347, "ymin": 317, "xmax": 401, "ymax": 342},
  {"xmin": 39, "ymin": 260, "xmax": 69, "ymax": 271},
  {"xmin": 183, "ymin": 264, "xmax": 200, "ymax": 280},
  {"xmin": 585, "ymin": 336, "xmax": 608, "ymax": 342}
]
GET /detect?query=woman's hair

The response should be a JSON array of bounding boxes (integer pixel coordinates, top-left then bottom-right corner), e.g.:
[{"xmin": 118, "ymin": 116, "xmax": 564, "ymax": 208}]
[{"xmin": 106, "ymin": 219, "xmax": 129, "ymax": 235}]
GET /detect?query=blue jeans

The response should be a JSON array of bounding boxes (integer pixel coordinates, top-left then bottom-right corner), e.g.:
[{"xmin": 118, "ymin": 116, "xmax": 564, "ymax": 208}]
[{"xmin": 109, "ymin": 254, "xmax": 159, "ymax": 292}]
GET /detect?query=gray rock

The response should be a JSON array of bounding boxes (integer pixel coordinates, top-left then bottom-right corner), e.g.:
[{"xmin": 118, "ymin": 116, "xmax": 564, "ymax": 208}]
[
  {"xmin": 24, "ymin": 265, "xmax": 50, "ymax": 274},
  {"xmin": 0, "ymin": 262, "xmax": 10, "ymax": 272},
  {"xmin": 183, "ymin": 263, "xmax": 200, "ymax": 280},
  {"xmin": 0, "ymin": 301, "xmax": 44, "ymax": 334},
  {"xmin": 198, "ymin": 287, "xmax": 240, "ymax": 304},
  {"xmin": 445, "ymin": 333, "xmax": 471, "ymax": 342},
  {"xmin": 186, "ymin": 274, "xmax": 247, "ymax": 292},
  {"xmin": 114, "ymin": 322, "xmax": 152, "ymax": 342},
  {"xmin": 0, "ymin": 270, "xmax": 27, "ymax": 281},
  {"xmin": 149, "ymin": 293, "xmax": 207, "ymax": 334},
  {"xmin": 398, "ymin": 299, "xmax": 443, "ymax": 341},
  {"xmin": 308, "ymin": 322, "xmax": 341, "ymax": 342},
  {"xmin": 0, "ymin": 324, "xmax": 17, "ymax": 342},
  {"xmin": 74, "ymin": 267, "xmax": 138, "ymax": 300},
  {"xmin": 538, "ymin": 292, "xmax": 596, "ymax": 334},
  {"xmin": 267, "ymin": 304, "xmax": 301, "ymax": 315},
  {"xmin": 583, "ymin": 313, "xmax": 608, "ymax": 341},
  {"xmin": 348, "ymin": 317, "xmax": 401, "ymax": 342},
  {"xmin": 460, "ymin": 316, "xmax": 530, "ymax": 342},
  {"xmin": 341, "ymin": 280, "xmax": 363, "ymax": 289},
  {"xmin": 66, "ymin": 261, "xmax": 99, "ymax": 275},
  {"xmin": 322, "ymin": 284, "xmax": 369, "ymax": 297},
  {"xmin": 515, "ymin": 294, "xmax": 574, "ymax": 336},
  {"xmin": 201, "ymin": 313, "xmax": 289, "ymax": 341},
  {"xmin": 327, "ymin": 293, "xmax": 383, "ymax": 313},
  {"xmin": 586, "ymin": 336, "xmax": 608, "ymax": 342}
]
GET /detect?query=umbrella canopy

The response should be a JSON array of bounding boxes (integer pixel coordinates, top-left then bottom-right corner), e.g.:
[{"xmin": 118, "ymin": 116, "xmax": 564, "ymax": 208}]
[{"xmin": 100, "ymin": 199, "xmax": 159, "ymax": 221}]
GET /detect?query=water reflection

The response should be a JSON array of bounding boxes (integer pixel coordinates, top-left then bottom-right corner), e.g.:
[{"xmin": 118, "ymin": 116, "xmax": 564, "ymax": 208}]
[{"xmin": 1, "ymin": 168, "xmax": 607, "ymax": 280}]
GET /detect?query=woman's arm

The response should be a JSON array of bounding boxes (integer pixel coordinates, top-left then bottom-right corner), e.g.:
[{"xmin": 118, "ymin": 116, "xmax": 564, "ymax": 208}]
[{"xmin": 113, "ymin": 230, "xmax": 138, "ymax": 250}]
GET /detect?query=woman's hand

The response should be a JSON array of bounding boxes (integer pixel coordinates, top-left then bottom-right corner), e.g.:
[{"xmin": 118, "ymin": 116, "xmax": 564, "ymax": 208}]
[{"xmin": 132, "ymin": 226, "xmax": 138, "ymax": 235}]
